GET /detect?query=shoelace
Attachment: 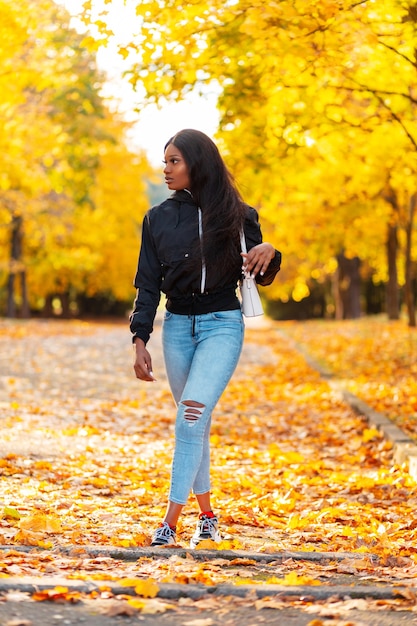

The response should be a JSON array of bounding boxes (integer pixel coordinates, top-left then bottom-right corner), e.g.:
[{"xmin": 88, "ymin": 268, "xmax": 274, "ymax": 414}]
[
  {"xmin": 155, "ymin": 523, "xmax": 175, "ymax": 540},
  {"xmin": 199, "ymin": 517, "xmax": 217, "ymax": 535}
]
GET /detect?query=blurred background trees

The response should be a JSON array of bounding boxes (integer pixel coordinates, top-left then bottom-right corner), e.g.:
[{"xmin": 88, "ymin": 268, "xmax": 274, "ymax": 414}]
[
  {"xmin": 1, "ymin": 0, "xmax": 416, "ymax": 324},
  {"xmin": 0, "ymin": 0, "xmax": 152, "ymax": 318},
  {"xmin": 109, "ymin": 0, "xmax": 417, "ymax": 325}
]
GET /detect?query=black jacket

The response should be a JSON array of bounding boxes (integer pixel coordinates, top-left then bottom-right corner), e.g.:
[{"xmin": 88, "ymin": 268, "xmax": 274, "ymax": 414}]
[{"xmin": 130, "ymin": 190, "xmax": 281, "ymax": 344}]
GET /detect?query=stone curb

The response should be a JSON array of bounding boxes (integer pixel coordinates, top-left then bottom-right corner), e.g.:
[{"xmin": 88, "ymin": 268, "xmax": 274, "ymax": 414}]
[
  {"xmin": 0, "ymin": 544, "xmax": 378, "ymax": 564},
  {"xmin": 329, "ymin": 383, "xmax": 417, "ymax": 479},
  {"xmin": 281, "ymin": 332, "xmax": 417, "ymax": 480},
  {"xmin": 0, "ymin": 576, "xmax": 413, "ymax": 602},
  {"xmin": 1, "ymin": 546, "xmax": 396, "ymax": 603}
]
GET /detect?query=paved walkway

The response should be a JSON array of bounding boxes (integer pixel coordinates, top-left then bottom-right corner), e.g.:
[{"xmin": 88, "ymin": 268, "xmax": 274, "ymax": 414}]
[{"xmin": 1, "ymin": 316, "xmax": 417, "ymax": 624}]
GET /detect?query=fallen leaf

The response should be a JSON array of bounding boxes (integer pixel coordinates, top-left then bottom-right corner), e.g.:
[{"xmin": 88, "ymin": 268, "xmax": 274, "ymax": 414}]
[
  {"xmin": 2, "ymin": 506, "xmax": 21, "ymax": 520},
  {"xmin": 195, "ymin": 539, "xmax": 219, "ymax": 550},
  {"xmin": 267, "ymin": 572, "xmax": 322, "ymax": 586},
  {"xmin": 118, "ymin": 577, "xmax": 159, "ymax": 598},
  {"xmin": 19, "ymin": 514, "xmax": 62, "ymax": 534},
  {"xmin": 103, "ymin": 600, "xmax": 137, "ymax": 616},
  {"xmin": 32, "ymin": 587, "xmax": 81, "ymax": 603}
]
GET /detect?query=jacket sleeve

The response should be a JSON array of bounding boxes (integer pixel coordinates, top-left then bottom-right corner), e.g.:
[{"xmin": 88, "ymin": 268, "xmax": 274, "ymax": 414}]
[
  {"xmin": 244, "ymin": 207, "xmax": 282, "ymax": 287},
  {"xmin": 129, "ymin": 212, "xmax": 162, "ymax": 345}
]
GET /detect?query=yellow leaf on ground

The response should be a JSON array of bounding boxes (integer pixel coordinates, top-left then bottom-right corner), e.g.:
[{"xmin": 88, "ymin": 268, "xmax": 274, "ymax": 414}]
[
  {"xmin": 19, "ymin": 514, "xmax": 62, "ymax": 534},
  {"xmin": 126, "ymin": 598, "xmax": 146, "ymax": 610},
  {"xmin": 14, "ymin": 529, "xmax": 45, "ymax": 546},
  {"xmin": 2, "ymin": 506, "xmax": 21, "ymax": 520},
  {"xmin": 120, "ymin": 579, "xmax": 159, "ymax": 598},
  {"xmin": 362, "ymin": 427, "xmax": 381, "ymax": 443},
  {"xmin": 132, "ymin": 532, "xmax": 151, "ymax": 546},
  {"xmin": 267, "ymin": 572, "xmax": 322, "ymax": 586},
  {"xmin": 195, "ymin": 539, "xmax": 219, "ymax": 550},
  {"xmin": 32, "ymin": 587, "xmax": 82, "ymax": 603},
  {"xmin": 134, "ymin": 579, "xmax": 160, "ymax": 598}
]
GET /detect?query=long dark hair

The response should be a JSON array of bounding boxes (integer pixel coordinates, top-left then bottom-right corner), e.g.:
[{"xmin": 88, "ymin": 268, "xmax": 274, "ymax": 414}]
[{"xmin": 164, "ymin": 129, "xmax": 247, "ymax": 282}]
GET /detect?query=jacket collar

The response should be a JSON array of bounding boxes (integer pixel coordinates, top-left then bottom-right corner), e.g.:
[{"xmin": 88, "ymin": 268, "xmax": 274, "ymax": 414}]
[{"xmin": 170, "ymin": 189, "xmax": 197, "ymax": 205}]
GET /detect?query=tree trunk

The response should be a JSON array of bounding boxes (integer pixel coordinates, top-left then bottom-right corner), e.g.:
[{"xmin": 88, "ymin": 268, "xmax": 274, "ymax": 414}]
[
  {"xmin": 335, "ymin": 253, "xmax": 362, "ymax": 319},
  {"xmin": 61, "ymin": 292, "xmax": 71, "ymax": 318},
  {"xmin": 20, "ymin": 270, "xmax": 30, "ymax": 318},
  {"xmin": 332, "ymin": 265, "xmax": 343, "ymax": 320},
  {"xmin": 6, "ymin": 272, "xmax": 16, "ymax": 318},
  {"xmin": 44, "ymin": 295, "xmax": 54, "ymax": 317},
  {"xmin": 404, "ymin": 194, "xmax": 416, "ymax": 327},
  {"xmin": 6, "ymin": 214, "xmax": 29, "ymax": 318},
  {"xmin": 383, "ymin": 185, "xmax": 401, "ymax": 321},
  {"xmin": 6, "ymin": 215, "xmax": 22, "ymax": 318},
  {"xmin": 386, "ymin": 223, "xmax": 400, "ymax": 320}
]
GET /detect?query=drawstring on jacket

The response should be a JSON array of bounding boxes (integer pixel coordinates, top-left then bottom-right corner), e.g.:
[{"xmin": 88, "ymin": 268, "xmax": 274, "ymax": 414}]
[
  {"xmin": 198, "ymin": 208, "xmax": 206, "ymax": 295},
  {"xmin": 190, "ymin": 207, "xmax": 207, "ymax": 338}
]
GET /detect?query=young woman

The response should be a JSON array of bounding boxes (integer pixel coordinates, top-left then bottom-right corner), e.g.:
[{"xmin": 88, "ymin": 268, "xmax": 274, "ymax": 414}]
[{"xmin": 130, "ymin": 129, "xmax": 281, "ymax": 547}]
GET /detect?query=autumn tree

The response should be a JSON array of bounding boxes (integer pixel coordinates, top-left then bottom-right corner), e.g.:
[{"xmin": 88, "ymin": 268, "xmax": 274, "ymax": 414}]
[
  {"xmin": 0, "ymin": 0, "xmax": 152, "ymax": 317},
  {"xmin": 85, "ymin": 0, "xmax": 417, "ymax": 324},
  {"xmin": 0, "ymin": 0, "xmax": 54, "ymax": 315}
]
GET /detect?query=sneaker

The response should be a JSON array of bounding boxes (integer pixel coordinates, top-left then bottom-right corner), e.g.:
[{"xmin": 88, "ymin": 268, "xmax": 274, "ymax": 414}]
[
  {"xmin": 151, "ymin": 522, "xmax": 176, "ymax": 546},
  {"xmin": 190, "ymin": 513, "xmax": 221, "ymax": 548}
]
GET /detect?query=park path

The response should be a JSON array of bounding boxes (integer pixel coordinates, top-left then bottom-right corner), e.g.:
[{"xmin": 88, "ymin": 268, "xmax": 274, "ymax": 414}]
[
  {"xmin": 0, "ymin": 314, "xmax": 414, "ymax": 554},
  {"xmin": 1, "ymin": 316, "xmax": 417, "ymax": 624},
  {"xmin": 0, "ymin": 315, "xmax": 272, "ymax": 457}
]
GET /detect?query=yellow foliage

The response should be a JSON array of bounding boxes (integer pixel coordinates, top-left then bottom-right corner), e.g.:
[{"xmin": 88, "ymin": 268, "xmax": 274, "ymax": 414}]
[
  {"xmin": 80, "ymin": 0, "xmax": 417, "ymax": 303},
  {"xmin": 0, "ymin": 0, "xmax": 156, "ymax": 314}
]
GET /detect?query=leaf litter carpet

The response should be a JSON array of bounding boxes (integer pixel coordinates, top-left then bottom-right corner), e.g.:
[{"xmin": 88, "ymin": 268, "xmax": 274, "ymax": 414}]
[{"xmin": 0, "ymin": 316, "xmax": 417, "ymax": 620}]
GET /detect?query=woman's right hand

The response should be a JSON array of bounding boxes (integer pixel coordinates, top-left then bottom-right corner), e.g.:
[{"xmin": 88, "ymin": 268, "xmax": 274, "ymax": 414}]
[{"xmin": 133, "ymin": 338, "xmax": 156, "ymax": 382}]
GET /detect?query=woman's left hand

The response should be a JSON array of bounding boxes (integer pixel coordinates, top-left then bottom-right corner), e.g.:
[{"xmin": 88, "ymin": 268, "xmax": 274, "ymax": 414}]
[{"xmin": 241, "ymin": 242, "xmax": 275, "ymax": 278}]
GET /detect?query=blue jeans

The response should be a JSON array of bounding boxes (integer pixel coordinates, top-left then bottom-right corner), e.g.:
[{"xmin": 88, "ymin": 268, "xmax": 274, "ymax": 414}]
[{"xmin": 162, "ymin": 310, "xmax": 244, "ymax": 504}]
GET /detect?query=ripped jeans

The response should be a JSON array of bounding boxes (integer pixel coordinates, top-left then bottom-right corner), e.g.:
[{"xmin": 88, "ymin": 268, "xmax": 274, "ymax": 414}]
[{"xmin": 162, "ymin": 310, "xmax": 244, "ymax": 505}]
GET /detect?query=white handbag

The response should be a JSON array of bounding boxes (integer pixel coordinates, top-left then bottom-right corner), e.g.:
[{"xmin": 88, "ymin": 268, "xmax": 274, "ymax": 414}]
[{"xmin": 239, "ymin": 231, "xmax": 264, "ymax": 317}]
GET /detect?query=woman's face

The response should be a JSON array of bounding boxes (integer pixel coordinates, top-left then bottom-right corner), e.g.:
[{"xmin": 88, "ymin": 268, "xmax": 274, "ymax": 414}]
[{"xmin": 163, "ymin": 143, "xmax": 191, "ymax": 191}]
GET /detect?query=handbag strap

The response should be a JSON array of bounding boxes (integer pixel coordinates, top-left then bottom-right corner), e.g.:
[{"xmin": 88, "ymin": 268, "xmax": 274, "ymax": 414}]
[{"xmin": 240, "ymin": 230, "xmax": 250, "ymax": 279}]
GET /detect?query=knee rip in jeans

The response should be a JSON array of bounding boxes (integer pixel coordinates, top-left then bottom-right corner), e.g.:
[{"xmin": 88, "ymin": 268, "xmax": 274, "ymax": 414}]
[{"xmin": 181, "ymin": 400, "xmax": 205, "ymax": 425}]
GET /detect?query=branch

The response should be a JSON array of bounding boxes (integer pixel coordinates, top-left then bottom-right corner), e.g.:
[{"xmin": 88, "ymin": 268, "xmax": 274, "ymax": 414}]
[
  {"xmin": 378, "ymin": 40, "xmax": 416, "ymax": 69},
  {"xmin": 337, "ymin": 84, "xmax": 417, "ymax": 105},
  {"xmin": 278, "ymin": 79, "xmax": 417, "ymax": 106},
  {"xmin": 375, "ymin": 93, "xmax": 417, "ymax": 150},
  {"xmin": 345, "ymin": 77, "xmax": 417, "ymax": 149},
  {"xmin": 303, "ymin": 0, "xmax": 371, "ymax": 37}
]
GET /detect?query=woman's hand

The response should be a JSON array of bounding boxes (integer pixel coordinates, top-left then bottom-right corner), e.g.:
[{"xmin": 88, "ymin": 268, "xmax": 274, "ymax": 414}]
[
  {"xmin": 133, "ymin": 338, "xmax": 157, "ymax": 382},
  {"xmin": 241, "ymin": 242, "xmax": 275, "ymax": 278}
]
